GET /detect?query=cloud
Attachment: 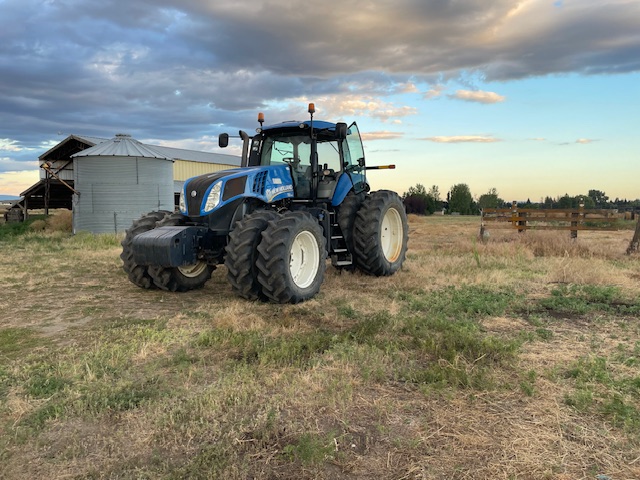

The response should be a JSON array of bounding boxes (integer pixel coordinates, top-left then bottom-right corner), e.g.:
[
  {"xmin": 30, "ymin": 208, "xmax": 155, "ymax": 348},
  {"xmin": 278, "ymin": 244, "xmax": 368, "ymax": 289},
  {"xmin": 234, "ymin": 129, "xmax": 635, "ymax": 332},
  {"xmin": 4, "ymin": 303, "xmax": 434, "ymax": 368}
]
[
  {"xmin": 0, "ymin": 156, "xmax": 39, "ymax": 173},
  {"xmin": 0, "ymin": 170, "xmax": 40, "ymax": 195},
  {"xmin": 421, "ymin": 135, "xmax": 500, "ymax": 143},
  {"xmin": 278, "ymin": 96, "xmax": 417, "ymax": 123},
  {"xmin": 0, "ymin": 139, "xmax": 23, "ymax": 152},
  {"xmin": 450, "ymin": 90, "xmax": 506, "ymax": 104},
  {"xmin": 361, "ymin": 131, "xmax": 404, "ymax": 141},
  {"xmin": 397, "ymin": 83, "xmax": 419, "ymax": 94},
  {"xmin": 576, "ymin": 138, "xmax": 596, "ymax": 144},
  {"xmin": 424, "ymin": 84, "xmax": 447, "ymax": 99}
]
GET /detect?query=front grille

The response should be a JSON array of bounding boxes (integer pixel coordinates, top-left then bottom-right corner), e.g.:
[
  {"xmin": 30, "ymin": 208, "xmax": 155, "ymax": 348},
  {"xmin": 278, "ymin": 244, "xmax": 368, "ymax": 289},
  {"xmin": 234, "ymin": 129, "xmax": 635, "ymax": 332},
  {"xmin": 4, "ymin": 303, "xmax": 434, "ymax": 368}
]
[{"xmin": 252, "ymin": 171, "xmax": 268, "ymax": 195}]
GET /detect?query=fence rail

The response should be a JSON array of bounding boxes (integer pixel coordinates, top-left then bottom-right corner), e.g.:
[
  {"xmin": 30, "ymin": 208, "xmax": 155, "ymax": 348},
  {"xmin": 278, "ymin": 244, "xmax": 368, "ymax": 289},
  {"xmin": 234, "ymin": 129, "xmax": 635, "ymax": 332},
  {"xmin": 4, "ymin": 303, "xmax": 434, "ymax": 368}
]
[{"xmin": 481, "ymin": 202, "xmax": 628, "ymax": 238}]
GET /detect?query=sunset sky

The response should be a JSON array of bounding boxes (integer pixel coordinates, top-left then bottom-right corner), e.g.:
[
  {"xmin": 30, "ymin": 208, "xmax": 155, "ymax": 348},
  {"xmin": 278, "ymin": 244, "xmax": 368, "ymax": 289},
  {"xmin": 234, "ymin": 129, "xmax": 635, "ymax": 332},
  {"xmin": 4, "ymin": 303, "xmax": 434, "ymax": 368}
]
[{"xmin": 1, "ymin": 0, "xmax": 638, "ymax": 202}]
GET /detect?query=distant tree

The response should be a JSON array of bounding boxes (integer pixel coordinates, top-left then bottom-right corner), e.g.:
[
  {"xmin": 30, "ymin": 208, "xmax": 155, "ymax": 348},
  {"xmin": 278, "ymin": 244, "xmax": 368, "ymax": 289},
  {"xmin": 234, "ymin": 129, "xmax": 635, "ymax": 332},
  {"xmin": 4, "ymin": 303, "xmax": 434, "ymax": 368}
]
[
  {"xmin": 403, "ymin": 183, "xmax": 436, "ymax": 215},
  {"xmin": 428, "ymin": 185, "xmax": 441, "ymax": 202},
  {"xmin": 428, "ymin": 185, "xmax": 442, "ymax": 210},
  {"xmin": 404, "ymin": 183, "xmax": 428, "ymax": 198},
  {"xmin": 588, "ymin": 189, "xmax": 609, "ymax": 208},
  {"xmin": 478, "ymin": 187, "xmax": 504, "ymax": 210},
  {"xmin": 543, "ymin": 196, "xmax": 554, "ymax": 209},
  {"xmin": 578, "ymin": 195, "xmax": 595, "ymax": 209},
  {"xmin": 403, "ymin": 195, "xmax": 427, "ymax": 214},
  {"xmin": 448, "ymin": 184, "xmax": 474, "ymax": 215},
  {"xmin": 557, "ymin": 194, "xmax": 573, "ymax": 209}
]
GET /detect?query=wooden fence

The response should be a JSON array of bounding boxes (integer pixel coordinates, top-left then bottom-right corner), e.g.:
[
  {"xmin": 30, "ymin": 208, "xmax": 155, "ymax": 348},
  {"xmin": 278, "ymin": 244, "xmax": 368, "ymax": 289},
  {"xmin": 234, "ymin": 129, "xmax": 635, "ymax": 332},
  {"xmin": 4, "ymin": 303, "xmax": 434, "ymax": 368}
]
[{"xmin": 481, "ymin": 201, "xmax": 628, "ymax": 239}]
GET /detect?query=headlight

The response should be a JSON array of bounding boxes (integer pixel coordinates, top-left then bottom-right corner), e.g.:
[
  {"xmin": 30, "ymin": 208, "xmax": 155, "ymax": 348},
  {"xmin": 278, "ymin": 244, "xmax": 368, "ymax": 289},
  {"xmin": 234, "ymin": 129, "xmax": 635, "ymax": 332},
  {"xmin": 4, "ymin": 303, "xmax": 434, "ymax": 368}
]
[
  {"xmin": 179, "ymin": 189, "xmax": 187, "ymax": 213},
  {"xmin": 203, "ymin": 181, "xmax": 222, "ymax": 212}
]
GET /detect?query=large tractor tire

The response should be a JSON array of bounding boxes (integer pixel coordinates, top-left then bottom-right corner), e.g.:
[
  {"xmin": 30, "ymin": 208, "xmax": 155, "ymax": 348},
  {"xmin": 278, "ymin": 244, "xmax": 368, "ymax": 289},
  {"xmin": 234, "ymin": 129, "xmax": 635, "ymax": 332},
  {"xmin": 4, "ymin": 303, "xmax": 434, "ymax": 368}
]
[
  {"xmin": 353, "ymin": 190, "xmax": 408, "ymax": 276},
  {"xmin": 337, "ymin": 191, "xmax": 366, "ymax": 254},
  {"xmin": 225, "ymin": 209, "xmax": 278, "ymax": 300},
  {"xmin": 148, "ymin": 213, "xmax": 215, "ymax": 292},
  {"xmin": 256, "ymin": 211, "xmax": 327, "ymax": 304},
  {"xmin": 120, "ymin": 210, "xmax": 171, "ymax": 288}
]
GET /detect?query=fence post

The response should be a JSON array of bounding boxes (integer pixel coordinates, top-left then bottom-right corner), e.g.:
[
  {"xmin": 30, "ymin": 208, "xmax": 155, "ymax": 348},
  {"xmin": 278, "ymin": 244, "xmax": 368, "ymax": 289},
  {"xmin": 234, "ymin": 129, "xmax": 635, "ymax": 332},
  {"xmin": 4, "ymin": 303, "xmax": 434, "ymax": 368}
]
[
  {"xmin": 571, "ymin": 198, "xmax": 584, "ymax": 239},
  {"xmin": 519, "ymin": 208, "xmax": 527, "ymax": 233},
  {"xmin": 627, "ymin": 217, "xmax": 640, "ymax": 254},
  {"xmin": 511, "ymin": 201, "xmax": 523, "ymax": 233},
  {"xmin": 479, "ymin": 209, "xmax": 488, "ymax": 242}
]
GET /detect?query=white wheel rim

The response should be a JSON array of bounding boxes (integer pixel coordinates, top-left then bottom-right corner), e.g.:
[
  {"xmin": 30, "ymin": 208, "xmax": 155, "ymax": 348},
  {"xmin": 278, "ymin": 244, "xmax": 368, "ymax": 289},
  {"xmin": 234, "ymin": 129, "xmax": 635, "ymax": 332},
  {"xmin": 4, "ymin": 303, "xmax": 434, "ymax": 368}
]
[
  {"xmin": 380, "ymin": 207, "xmax": 403, "ymax": 262},
  {"xmin": 289, "ymin": 230, "xmax": 319, "ymax": 289},
  {"xmin": 178, "ymin": 261, "xmax": 208, "ymax": 278}
]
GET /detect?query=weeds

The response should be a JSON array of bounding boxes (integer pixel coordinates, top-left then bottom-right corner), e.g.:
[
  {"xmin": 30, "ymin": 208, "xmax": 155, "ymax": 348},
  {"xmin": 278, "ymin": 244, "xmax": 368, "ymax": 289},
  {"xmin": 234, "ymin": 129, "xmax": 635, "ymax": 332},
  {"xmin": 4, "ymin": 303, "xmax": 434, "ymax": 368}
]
[
  {"xmin": 563, "ymin": 355, "xmax": 640, "ymax": 432},
  {"xmin": 538, "ymin": 284, "xmax": 640, "ymax": 316},
  {"xmin": 282, "ymin": 432, "xmax": 337, "ymax": 464},
  {"xmin": 0, "ymin": 327, "xmax": 44, "ymax": 359}
]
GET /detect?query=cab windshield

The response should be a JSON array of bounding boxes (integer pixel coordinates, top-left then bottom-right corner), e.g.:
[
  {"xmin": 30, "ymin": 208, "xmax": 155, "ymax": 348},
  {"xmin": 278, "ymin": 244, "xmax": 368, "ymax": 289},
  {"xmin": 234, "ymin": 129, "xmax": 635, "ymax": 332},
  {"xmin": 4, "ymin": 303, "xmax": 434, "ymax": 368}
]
[{"xmin": 260, "ymin": 134, "xmax": 341, "ymax": 172}]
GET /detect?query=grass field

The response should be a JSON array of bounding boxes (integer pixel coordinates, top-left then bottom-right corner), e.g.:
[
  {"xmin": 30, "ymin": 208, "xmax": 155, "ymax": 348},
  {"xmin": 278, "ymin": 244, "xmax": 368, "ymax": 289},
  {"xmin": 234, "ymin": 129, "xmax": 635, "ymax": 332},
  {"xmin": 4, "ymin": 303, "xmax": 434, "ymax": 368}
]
[{"xmin": 1, "ymin": 214, "xmax": 639, "ymax": 479}]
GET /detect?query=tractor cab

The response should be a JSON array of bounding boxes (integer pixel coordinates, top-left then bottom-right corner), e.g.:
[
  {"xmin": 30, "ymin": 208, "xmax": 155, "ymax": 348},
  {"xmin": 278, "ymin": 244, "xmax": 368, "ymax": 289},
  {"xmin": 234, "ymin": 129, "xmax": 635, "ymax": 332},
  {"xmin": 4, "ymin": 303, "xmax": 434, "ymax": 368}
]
[{"xmin": 220, "ymin": 105, "xmax": 368, "ymax": 204}]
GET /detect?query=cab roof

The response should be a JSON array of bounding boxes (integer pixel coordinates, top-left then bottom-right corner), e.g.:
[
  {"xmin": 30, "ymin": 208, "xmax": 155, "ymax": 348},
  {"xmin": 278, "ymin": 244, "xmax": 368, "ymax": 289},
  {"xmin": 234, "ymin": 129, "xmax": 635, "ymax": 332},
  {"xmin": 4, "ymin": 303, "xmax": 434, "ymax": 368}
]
[{"xmin": 261, "ymin": 120, "xmax": 337, "ymax": 132}]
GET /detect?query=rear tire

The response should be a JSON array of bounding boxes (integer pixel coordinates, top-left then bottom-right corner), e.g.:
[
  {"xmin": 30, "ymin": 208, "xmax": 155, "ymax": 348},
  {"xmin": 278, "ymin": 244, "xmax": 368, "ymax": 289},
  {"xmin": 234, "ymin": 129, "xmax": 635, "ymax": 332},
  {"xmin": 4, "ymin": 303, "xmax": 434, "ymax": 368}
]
[
  {"xmin": 148, "ymin": 213, "xmax": 215, "ymax": 292},
  {"xmin": 353, "ymin": 190, "xmax": 408, "ymax": 276},
  {"xmin": 225, "ymin": 209, "xmax": 278, "ymax": 300},
  {"xmin": 256, "ymin": 211, "xmax": 327, "ymax": 304},
  {"xmin": 120, "ymin": 210, "xmax": 171, "ymax": 288}
]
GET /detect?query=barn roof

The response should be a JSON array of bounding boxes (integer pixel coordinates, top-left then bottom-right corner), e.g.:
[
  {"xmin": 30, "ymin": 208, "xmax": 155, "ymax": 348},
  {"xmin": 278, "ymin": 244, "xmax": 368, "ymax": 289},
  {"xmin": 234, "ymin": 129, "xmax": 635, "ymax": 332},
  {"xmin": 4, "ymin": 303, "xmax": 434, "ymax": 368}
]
[
  {"xmin": 72, "ymin": 134, "xmax": 173, "ymax": 160},
  {"xmin": 152, "ymin": 145, "xmax": 241, "ymax": 166},
  {"xmin": 39, "ymin": 134, "xmax": 108, "ymax": 161},
  {"xmin": 57, "ymin": 133, "xmax": 241, "ymax": 166}
]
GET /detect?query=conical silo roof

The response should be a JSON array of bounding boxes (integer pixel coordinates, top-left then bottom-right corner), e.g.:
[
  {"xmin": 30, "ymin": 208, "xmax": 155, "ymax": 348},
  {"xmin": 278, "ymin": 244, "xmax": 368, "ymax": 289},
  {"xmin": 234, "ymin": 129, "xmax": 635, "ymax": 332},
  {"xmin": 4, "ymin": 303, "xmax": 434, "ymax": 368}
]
[{"xmin": 72, "ymin": 134, "xmax": 173, "ymax": 160}]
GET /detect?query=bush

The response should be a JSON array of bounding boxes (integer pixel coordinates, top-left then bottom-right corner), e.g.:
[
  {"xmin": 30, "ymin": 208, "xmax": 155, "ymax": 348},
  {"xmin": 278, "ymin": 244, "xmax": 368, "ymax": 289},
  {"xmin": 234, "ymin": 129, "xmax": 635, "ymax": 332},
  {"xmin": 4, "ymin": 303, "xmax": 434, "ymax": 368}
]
[
  {"xmin": 29, "ymin": 220, "xmax": 47, "ymax": 231},
  {"xmin": 47, "ymin": 210, "xmax": 72, "ymax": 232}
]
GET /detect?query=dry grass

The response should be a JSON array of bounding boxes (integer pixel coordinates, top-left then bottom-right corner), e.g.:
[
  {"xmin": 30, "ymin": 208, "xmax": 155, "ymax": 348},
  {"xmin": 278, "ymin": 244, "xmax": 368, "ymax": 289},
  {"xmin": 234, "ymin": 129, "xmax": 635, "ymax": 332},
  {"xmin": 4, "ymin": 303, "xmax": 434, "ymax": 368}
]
[
  {"xmin": 46, "ymin": 209, "xmax": 73, "ymax": 232},
  {"xmin": 1, "ymin": 215, "xmax": 639, "ymax": 479}
]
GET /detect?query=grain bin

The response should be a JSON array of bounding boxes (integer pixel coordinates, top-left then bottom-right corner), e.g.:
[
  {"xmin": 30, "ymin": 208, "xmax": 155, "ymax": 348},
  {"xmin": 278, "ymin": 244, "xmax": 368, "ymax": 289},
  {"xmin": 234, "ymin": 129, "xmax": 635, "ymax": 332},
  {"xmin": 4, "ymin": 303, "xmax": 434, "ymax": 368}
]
[{"xmin": 71, "ymin": 134, "xmax": 174, "ymax": 234}]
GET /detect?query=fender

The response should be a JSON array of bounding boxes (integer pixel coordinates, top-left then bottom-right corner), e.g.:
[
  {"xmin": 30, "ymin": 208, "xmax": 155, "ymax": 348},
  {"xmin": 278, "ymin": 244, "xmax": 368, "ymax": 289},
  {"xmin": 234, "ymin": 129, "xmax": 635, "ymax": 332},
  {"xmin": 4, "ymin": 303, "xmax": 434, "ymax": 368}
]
[{"xmin": 331, "ymin": 173, "xmax": 356, "ymax": 206}]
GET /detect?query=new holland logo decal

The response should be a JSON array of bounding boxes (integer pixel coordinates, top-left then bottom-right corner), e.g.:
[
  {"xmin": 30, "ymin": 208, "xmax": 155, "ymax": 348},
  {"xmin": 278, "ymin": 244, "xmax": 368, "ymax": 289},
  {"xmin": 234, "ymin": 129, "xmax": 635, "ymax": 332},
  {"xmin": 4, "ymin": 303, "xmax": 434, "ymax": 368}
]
[{"xmin": 265, "ymin": 185, "xmax": 293, "ymax": 202}]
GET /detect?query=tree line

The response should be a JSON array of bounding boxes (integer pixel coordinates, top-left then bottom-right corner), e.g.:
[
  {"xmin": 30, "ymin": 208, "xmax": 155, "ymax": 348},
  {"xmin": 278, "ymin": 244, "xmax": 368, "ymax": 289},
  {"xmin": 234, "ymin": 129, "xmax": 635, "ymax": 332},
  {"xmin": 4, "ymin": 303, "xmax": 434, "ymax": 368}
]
[{"xmin": 402, "ymin": 184, "xmax": 640, "ymax": 216}]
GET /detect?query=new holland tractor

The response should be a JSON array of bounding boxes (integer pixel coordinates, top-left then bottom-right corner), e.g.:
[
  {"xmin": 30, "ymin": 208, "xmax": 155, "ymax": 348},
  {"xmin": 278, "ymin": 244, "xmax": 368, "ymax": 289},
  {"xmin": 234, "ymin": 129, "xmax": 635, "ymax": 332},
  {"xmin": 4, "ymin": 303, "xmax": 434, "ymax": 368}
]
[{"xmin": 121, "ymin": 103, "xmax": 408, "ymax": 303}]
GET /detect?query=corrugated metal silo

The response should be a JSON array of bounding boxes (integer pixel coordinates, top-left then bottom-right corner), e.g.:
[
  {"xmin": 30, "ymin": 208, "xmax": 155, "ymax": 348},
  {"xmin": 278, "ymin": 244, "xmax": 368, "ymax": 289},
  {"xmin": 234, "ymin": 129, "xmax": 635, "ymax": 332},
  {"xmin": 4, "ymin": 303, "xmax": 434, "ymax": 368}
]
[{"xmin": 71, "ymin": 134, "xmax": 174, "ymax": 234}]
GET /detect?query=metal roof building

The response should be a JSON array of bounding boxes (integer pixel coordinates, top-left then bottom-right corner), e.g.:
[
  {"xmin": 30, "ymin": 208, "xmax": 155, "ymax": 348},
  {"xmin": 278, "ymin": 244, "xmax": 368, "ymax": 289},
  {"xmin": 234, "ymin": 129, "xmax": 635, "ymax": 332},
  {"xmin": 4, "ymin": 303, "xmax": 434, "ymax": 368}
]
[{"xmin": 14, "ymin": 134, "xmax": 240, "ymax": 232}]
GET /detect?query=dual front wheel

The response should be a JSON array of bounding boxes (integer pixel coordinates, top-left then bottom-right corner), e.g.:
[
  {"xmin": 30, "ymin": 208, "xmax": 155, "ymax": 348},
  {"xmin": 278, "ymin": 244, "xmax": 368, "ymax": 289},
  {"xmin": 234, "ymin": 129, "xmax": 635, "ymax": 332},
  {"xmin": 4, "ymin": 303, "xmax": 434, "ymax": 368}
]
[
  {"xmin": 120, "ymin": 211, "xmax": 214, "ymax": 293},
  {"xmin": 225, "ymin": 210, "xmax": 326, "ymax": 304}
]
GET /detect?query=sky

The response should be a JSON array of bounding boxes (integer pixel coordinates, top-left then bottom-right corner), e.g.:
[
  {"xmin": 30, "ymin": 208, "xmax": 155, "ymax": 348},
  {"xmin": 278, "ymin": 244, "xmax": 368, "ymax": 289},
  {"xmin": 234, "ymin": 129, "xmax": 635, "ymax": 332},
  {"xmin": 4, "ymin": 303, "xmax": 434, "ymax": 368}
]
[{"xmin": 1, "ymin": 0, "xmax": 639, "ymax": 202}]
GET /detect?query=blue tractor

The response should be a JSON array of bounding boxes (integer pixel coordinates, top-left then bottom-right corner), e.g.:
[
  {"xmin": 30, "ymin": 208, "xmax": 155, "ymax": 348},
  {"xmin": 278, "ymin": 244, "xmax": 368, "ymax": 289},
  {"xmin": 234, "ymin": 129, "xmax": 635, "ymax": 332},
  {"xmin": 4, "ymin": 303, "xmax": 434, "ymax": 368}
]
[{"xmin": 121, "ymin": 104, "xmax": 408, "ymax": 303}]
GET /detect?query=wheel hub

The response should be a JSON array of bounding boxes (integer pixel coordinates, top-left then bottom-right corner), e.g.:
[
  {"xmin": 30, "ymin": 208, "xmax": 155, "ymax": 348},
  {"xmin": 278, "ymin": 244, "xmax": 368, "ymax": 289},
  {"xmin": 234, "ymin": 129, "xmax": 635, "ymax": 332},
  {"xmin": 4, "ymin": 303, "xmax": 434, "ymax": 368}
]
[
  {"xmin": 381, "ymin": 208, "xmax": 403, "ymax": 262},
  {"xmin": 178, "ymin": 261, "xmax": 208, "ymax": 278},
  {"xmin": 289, "ymin": 231, "xmax": 319, "ymax": 289}
]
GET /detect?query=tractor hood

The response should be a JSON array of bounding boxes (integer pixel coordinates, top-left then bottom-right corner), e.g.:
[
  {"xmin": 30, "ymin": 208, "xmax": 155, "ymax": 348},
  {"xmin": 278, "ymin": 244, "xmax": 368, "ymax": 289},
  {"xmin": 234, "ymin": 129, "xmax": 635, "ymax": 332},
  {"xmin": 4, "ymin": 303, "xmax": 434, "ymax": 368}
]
[{"xmin": 180, "ymin": 165, "xmax": 294, "ymax": 217}]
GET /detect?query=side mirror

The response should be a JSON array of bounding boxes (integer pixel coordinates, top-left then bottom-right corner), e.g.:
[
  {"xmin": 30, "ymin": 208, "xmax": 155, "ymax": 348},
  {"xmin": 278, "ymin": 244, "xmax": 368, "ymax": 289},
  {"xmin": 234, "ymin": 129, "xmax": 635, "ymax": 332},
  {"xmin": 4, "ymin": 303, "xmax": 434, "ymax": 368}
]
[
  {"xmin": 218, "ymin": 133, "xmax": 229, "ymax": 148},
  {"xmin": 335, "ymin": 122, "xmax": 347, "ymax": 140}
]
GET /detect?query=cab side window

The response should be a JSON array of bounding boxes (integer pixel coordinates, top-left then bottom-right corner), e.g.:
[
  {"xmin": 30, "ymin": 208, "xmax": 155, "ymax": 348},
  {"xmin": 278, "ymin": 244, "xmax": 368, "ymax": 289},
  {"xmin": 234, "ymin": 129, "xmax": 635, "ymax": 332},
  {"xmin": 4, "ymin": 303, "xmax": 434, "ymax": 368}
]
[{"xmin": 317, "ymin": 140, "xmax": 341, "ymax": 172}]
